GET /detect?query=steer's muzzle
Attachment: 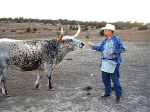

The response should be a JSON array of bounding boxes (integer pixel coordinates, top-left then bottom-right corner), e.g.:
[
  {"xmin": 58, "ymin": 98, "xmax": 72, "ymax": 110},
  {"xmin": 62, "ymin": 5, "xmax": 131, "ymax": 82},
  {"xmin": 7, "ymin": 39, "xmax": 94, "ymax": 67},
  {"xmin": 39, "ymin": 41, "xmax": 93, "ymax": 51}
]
[{"xmin": 79, "ymin": 42, "xmax": 84, "ymax": 48}]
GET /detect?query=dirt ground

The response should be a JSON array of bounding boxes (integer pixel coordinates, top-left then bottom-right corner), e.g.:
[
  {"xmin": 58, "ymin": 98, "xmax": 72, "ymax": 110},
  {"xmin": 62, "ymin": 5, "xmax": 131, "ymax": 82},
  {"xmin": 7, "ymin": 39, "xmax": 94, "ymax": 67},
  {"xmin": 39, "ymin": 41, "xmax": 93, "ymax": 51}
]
[{"xmin": 0, "ymin": 22, "xmax": 150, "ymax": 112}]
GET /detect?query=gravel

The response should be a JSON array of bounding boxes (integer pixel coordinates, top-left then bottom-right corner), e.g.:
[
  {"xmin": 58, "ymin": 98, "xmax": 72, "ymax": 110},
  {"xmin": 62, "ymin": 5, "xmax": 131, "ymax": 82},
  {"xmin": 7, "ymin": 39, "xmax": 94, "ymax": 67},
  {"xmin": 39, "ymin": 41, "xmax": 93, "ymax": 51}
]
[{"xmin": 0, "ymin": 38, "xmax": 149, "ymax": 112}]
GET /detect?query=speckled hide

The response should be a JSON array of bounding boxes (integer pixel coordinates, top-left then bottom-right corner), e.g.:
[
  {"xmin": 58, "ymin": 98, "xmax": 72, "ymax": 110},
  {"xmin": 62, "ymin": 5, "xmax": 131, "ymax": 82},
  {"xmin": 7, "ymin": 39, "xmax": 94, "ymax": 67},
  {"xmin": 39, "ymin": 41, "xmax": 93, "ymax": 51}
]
[
  {"xmin": 0, "ymin": 38, "xmax": 84, "ymax": 97},
  {"xmin": 0, "ymin": 39, "xmax": 58, "ymax": 71}
]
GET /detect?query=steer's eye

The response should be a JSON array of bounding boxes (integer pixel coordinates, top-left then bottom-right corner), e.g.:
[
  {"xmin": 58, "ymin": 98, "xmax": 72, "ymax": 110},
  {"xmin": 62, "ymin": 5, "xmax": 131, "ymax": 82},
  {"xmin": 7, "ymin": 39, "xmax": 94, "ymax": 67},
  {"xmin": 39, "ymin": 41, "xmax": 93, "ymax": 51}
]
[{"xmin": 69, "ymin": 39, "xmax": 73, "ymax": 42}]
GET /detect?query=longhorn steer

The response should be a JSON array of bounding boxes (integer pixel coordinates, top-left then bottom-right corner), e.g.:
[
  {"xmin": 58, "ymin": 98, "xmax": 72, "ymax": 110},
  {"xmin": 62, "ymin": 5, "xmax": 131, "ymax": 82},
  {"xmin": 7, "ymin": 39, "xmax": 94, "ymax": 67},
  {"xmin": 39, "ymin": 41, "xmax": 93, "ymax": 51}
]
[{"xmin": 0, "ymin": 24, "xmax": 84, "ymax": 97}]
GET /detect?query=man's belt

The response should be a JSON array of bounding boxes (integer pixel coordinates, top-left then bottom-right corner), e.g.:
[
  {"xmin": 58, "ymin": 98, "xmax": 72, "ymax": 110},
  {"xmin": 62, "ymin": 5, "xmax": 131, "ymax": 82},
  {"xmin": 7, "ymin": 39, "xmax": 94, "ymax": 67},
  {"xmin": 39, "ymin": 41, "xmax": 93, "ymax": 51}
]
[{"xmin": 102, "ymin": 58, "xmax": 116, "ymax": 60}]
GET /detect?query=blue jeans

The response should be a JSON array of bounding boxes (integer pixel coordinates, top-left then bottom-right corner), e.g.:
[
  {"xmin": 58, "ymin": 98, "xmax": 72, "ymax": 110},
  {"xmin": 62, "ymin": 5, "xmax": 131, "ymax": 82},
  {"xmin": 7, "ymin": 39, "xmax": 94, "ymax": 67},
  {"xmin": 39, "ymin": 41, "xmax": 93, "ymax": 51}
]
[{"xmin": 102, "ymin": 64, "xmax": 122, "ymax": 97}]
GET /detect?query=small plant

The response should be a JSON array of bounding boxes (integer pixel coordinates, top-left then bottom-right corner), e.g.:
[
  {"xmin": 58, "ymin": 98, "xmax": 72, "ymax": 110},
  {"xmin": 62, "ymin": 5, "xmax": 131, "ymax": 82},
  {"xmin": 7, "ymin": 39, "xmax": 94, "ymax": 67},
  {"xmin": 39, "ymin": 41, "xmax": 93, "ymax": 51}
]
[
  {"xmin": 56, "ymin": 32, "xmax": 60, "ymax": 35},
  {"xmin": 26, "ymin": 27, "xmax": 31, "ymax": 32},
  {"xmin": 44, "ymin": 28, "xmax": 48, "ymax": 30},
  {"xmin": 18, "ymin": 32, "xmax": 23, "ymax": 34},
  {"xmin": 33, "ymin": 28, "xmax": 37, "ymax": 32},
  {"xmin": 116, "ymin": 26, "xmax": 123, "ymax": 30},
  {"xmin": 91, "ymin": 26, "xmax": 94, "ymax": 28},
  {"xmin": 69, "ymin": 25, "xmax": 72, "ymax": 30},
  {"xmin": 11, "ymin": 30, "xmax": 16, "ymax": 32},
  {"xmin": 72, "ymin": 27, "xmax": 76, "ymax": 30},
  {"xmin": 84, "ymin": 26, "xmax": 88, "ymax": 31},
  {"xmin": 99, "ymin": 30, "xmax": 104, "ymax": 36},
  {"xmin": 85, "ymin": 36, "xmax": 89, "ymax": 39}
]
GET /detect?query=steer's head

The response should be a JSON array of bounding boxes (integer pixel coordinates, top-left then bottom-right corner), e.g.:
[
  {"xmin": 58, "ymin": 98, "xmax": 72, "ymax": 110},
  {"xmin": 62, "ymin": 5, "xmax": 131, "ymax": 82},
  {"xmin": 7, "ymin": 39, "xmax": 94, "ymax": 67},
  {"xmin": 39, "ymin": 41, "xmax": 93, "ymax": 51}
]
[{"xmin": 57, "ymin": 23, "xmax": 84, "ymax": 50}]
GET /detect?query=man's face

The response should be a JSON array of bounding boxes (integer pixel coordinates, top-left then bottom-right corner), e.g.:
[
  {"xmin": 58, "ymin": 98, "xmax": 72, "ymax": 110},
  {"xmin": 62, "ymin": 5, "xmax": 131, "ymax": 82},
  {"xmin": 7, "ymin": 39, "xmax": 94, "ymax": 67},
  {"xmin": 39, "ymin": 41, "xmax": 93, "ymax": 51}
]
[{"xmin": 104, "ymin": 30, "xmax": 113, "ymax": 36}]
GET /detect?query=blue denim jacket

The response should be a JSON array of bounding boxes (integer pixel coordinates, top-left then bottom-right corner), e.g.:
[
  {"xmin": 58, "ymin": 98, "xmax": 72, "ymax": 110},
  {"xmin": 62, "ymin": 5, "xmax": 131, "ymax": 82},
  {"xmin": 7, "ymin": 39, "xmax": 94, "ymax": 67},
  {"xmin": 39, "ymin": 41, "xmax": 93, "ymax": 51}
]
[{"xmin": 92, "ymin": 35, "xmax": 125, "ymax": 65}]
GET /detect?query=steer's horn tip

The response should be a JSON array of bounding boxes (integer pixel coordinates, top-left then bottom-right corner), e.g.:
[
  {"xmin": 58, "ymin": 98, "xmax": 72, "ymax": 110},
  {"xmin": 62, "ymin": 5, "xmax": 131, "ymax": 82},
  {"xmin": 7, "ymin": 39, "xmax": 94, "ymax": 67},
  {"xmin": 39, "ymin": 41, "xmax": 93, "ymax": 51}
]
[{"xmin": 73, "ymin": 23, "xmax": 80, "ymax": 38}]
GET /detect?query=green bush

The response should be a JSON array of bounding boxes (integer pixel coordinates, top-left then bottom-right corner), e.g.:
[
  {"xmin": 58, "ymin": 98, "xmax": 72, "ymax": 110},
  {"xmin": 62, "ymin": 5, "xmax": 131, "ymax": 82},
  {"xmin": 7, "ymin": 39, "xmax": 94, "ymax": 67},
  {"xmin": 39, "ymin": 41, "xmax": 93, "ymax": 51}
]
[
  {"xmin": 33, "ymin": 28, "xmax": 37, "ymax": 32},
  {"xmin": 72, "ymin": 27, "xmax": 77, "ymax": 30},
  {"xmin": 56, "ymin": 32, "xmax": 60, "ymax": 35},
  {"xmin": 84, "ymin": 27, "xmax": 88, "ymax": 31},
  {"xmin": 85, "ymin": 36, "xmax": 89, "ymax": 39},
  {"xmin": 116, "ymin": 26, "xmax": 123, "ymax": 30},
  {"xmin": 69, "ymin": 25, "xmax": 72, "ymax": 30},
  {"xmin": 127, "ymin": 26, "xmax": 133, "ymax": 29},
  {"xmin": 137, "ymin": 25, "xmax": 148, "ymax": 30},
  {"xmin": 26, "ymin": 27, "xmax": 31, "ymax": 32},
  {"xmin": 99, "ymin": 30, "xmax": 104, "ymax": 36},
  {"xmin": 11, "ymin": 30, "xmax": 16, "ymax": 32}
]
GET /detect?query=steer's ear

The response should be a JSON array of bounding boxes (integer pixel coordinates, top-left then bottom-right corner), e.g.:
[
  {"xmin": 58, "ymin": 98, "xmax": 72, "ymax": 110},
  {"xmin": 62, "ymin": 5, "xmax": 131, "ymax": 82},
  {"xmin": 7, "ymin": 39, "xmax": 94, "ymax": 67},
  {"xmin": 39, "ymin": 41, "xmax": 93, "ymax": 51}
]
[{"xmin": 57, "ymin": 39, "xmax": 64, "ymax": 44}]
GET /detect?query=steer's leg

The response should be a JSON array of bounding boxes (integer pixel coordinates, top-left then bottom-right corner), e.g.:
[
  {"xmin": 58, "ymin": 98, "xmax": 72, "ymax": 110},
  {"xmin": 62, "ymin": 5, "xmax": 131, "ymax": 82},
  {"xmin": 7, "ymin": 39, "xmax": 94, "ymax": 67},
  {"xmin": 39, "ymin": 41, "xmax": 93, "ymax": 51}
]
[
  {"xmin": 35, "ymin": 73, "xmax": 42, "ymax": 89},
  {"xmin": 0, "ymin": 67, "xmax": 11, "ymax": 97},
  {"xmin": 43, "ymin": 62, "xmax": 55, "ymax": 91},
  {"xmin": 47, "ymin": 74, "xmax": 55, "ymax": 91}
]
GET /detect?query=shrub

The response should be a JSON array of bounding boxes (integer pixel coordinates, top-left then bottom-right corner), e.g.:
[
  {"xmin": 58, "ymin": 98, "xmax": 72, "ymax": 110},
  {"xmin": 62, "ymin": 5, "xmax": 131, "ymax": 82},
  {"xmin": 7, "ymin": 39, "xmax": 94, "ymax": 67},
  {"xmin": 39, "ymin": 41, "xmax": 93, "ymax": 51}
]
[
  {"xmin": 116, "ymin": 26, "xmax": 123, "ymax": 30},
  {"xmin": 72, "ymin": 27, "xmax": 77, "ymax": 30},
  {"xmin": 91, "ymin": 26, "xmax": 94, "ymax": 28},
  {"xmin": 69, "ymin": 25, "xmax": 72, "ymax": 30},
  {"xmin": 84, "ymin": 27, "xmax": 88, "ymax": 31},
  {"xmin": 81, "ymin": 25, "xmax": 84, "ymax": 28},
  {"xmin": 137, "ymin": 25, "xmax": 148, "ymax": 30},
  {"xmin": 44, "ymin": 28, "xmax": 48, "ymax": 30},
  {"xmin": 85, "ymin": 36, "xmax": 89, "ymax": 39},
  {"xmin": 26, "ymin": 27, "xmax": 31, "ymax": 32},
  {"xmin": 56, "ymin": 32, "xmax": 60, "ymax": 35},
  {"xmin": 127, "ymin": 26, "xmax": 133, "ymax": 29},
  {"xmin": 11, "ymin": 30, "xmax": 16, "ymax": 32},
  {"xmin": 99, "ymin": 30, "xmax": 104, "ymax": 36},
  {"xmin": 18, "ymin": 32, "xmax": 23, "ymax": 34},
  {"xmin": 33, "ymin": 28, "xmax": 37, "ymax": 32}
]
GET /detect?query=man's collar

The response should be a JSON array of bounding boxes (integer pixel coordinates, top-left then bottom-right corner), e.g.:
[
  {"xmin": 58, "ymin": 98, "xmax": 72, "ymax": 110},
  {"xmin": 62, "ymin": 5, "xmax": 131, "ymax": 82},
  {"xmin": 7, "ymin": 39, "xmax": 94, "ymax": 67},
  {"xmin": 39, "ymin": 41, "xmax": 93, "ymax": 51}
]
[{"xmin": 105, "ymin": 35, "xmax": 114, "ymax": 40}]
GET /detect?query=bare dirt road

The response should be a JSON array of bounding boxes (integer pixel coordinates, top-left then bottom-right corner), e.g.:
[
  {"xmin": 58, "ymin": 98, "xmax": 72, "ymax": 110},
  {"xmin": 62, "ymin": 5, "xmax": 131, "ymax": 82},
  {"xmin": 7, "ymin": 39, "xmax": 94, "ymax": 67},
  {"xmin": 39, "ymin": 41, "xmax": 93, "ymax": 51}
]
[{"xmin": 0, "ymin": 38, "xmax": 149, "ymax": 112}]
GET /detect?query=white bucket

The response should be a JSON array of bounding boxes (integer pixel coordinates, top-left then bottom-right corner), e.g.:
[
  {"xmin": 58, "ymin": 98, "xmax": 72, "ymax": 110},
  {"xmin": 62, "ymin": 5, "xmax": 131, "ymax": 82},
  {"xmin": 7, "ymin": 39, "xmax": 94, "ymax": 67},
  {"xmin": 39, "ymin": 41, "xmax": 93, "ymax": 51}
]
[{"xmin": 101, "ymin": 59, "xmax": 117, "ymax": 73}]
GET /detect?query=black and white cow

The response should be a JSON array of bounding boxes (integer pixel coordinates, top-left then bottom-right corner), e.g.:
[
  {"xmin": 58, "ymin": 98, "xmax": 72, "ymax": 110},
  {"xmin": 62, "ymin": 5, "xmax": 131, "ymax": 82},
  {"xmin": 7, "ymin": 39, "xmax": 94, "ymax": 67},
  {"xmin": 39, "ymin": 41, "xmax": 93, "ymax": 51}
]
[{"xmin": 0, "ymin": 24, "xmax": 84, "ymax": 97}]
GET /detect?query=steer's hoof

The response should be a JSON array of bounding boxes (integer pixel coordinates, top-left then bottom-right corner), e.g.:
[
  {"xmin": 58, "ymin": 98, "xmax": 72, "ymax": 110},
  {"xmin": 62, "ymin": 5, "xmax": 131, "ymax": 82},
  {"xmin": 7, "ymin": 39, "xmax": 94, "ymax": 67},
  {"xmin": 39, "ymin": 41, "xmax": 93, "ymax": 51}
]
[
  {"xmin": 50, "ymin": 88, "xmax": 55, "ymax": 91},
  {"xmin": 5, "ymin": 94, "xmax": 11, "ymax": 97},
  {"xmin": 35, "ymin": 87, "xmax": 41, "ymax": 90}
]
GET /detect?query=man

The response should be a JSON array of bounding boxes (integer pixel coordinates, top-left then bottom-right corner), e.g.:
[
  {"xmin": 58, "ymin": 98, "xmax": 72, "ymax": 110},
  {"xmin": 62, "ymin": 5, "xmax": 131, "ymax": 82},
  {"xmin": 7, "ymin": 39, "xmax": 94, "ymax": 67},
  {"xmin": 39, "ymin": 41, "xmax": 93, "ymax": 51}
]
[{"xmin": 88, "ymin": 24, "xmax": 125, "ymax": 102}]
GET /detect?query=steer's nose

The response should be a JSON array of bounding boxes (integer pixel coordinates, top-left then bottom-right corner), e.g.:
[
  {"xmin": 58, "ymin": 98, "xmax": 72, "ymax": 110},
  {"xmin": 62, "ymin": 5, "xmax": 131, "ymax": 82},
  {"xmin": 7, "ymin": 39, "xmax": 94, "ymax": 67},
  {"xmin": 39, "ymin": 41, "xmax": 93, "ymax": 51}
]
[{"xmin": 81, "ymin": 42, "xmax": 84, "ymax": 46}]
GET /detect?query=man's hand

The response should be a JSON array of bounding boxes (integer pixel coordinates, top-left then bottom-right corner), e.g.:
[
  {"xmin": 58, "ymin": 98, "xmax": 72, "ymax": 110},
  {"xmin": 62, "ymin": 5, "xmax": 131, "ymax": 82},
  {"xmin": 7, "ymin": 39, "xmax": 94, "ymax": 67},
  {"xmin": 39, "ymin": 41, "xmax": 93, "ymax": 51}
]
[
  {"xmin": 108, "ymin": 51, "xmax": 114, "ymax": 55},
  {"xmin": 88, "ymin": 42, "xmax": 93, "ymax": 47}
]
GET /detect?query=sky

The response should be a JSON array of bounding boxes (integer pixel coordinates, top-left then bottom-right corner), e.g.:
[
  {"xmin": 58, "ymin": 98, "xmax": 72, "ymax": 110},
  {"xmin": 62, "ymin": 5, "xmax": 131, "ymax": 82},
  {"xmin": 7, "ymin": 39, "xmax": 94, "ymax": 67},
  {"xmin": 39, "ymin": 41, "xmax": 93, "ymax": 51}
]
[{"xmin": 1, "ymin": 0, "xmax": 149, "ymax": 23}]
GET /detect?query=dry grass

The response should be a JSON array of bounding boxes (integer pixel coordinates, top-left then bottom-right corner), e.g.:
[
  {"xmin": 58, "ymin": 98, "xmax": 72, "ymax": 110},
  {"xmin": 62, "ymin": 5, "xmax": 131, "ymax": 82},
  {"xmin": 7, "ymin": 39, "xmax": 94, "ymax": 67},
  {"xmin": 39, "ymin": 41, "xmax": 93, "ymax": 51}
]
[{"xmin": 1, "ymin": 22, "xmax": 149, "ymax": 45}]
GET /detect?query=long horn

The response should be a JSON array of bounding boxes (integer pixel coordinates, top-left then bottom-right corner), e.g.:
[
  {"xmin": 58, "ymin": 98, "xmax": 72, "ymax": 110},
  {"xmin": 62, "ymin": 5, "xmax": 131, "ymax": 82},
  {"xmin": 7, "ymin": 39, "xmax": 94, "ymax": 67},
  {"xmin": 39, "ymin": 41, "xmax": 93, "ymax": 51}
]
[
  {"xmin": 73, "ymin": 23, "xmax": 80, "ymax": 38},
  {"xmin": 57, "ymin": 21, "xmax": 64, "ymax": 43}
]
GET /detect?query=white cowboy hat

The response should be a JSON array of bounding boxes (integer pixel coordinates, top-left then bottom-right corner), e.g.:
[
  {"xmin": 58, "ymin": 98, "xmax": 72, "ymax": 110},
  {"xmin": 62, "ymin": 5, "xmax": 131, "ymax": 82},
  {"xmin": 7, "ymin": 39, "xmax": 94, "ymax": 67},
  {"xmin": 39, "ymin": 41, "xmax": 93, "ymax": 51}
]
[{"xmin": 101, "ymin": 24, "xmax": 116, "ymax": 32}]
